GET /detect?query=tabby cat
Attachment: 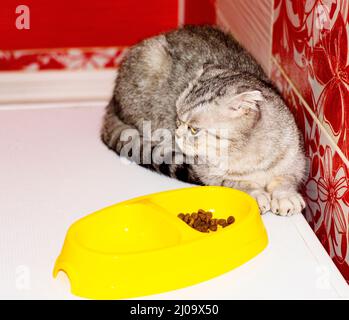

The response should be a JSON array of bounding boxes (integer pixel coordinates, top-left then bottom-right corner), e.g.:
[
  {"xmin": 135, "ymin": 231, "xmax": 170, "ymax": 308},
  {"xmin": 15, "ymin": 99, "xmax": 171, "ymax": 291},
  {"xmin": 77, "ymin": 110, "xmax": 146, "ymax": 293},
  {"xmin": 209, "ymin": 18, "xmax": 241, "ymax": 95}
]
[{"xmin": 101, "ymin": 25, "xmax": 306, "ymax": 216}]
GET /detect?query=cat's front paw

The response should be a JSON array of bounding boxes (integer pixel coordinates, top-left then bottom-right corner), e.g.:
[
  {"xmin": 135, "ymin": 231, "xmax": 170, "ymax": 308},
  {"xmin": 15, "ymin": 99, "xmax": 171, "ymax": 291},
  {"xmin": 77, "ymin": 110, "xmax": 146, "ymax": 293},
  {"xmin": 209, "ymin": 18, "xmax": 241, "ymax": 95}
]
[
  {"xmin": 250, "ymin": 190, "xmax": 271, "ymax": 215},
  {"xmin": 270, "ymin": 191, "xmax": 306, "ymax": 216}
]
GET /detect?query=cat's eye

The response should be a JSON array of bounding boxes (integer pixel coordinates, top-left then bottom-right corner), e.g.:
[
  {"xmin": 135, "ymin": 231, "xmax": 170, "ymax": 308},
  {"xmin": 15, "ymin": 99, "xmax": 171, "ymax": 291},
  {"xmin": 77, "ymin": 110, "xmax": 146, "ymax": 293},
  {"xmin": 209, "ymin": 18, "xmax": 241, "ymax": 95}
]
[{"xmin": 189, "ymin": 127, "xmax": 199, "ymax": 135}]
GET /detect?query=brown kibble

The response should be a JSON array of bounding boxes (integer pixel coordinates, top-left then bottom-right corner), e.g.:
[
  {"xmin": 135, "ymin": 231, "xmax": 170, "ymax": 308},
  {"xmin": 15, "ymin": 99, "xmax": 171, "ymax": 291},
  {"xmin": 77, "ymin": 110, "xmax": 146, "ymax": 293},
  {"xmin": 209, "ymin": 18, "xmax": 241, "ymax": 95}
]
[
  {"xmin": 217, "ymin": 219, "xmax": 226, "ymax": 226},
  {"xmin": 227, "ymin": 216, "xmax": 235, "ymax": 224},
  {"xmin": 178, "ymin": 209, "xmax": 229, "ymax": 233},
  {"xmin": 209, "ymin": 224, "xmax": 217, "ymax": 231},
  {"xmin": 191, "ymin": 212, "xmax": 198, "ymax": 219},
  {"xmin": 198, "ymin": 213, "xmax": 206, "ymax": 221},
  {"xmin": 201, "ymin": 225, "xmax": 209, "ymax": 233},
  {"xmin": 210, "ymin": 218, "xmax": 217, "ymax": 226},
  {"xmin": 178, "ymin": 213, "xmax": 185, "ymax": 220}
]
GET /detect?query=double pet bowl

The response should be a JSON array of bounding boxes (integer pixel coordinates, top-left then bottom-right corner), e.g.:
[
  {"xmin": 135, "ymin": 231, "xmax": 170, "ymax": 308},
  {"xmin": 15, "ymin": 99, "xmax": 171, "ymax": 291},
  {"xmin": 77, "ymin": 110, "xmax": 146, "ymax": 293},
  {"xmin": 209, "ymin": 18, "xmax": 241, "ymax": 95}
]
[{"xmin": 53, "ymin": 186, "xmax": 268, "ymax": 299}]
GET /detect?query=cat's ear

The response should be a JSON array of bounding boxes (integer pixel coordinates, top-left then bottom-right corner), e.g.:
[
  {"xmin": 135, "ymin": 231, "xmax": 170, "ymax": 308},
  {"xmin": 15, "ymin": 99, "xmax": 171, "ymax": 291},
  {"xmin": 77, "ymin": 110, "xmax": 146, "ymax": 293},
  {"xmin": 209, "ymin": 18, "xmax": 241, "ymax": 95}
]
[{"xmin": 229, "ymin": 90, "xmax": 264, "ymax": 112}]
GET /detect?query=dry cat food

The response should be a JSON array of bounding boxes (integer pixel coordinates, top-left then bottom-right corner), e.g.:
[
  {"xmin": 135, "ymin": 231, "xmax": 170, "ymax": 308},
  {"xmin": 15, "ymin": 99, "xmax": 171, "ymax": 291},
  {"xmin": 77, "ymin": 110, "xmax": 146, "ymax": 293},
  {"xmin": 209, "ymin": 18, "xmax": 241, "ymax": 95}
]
[{"xmin": 178, "ymin": 209, "xmax": 235, "ymax": 233}]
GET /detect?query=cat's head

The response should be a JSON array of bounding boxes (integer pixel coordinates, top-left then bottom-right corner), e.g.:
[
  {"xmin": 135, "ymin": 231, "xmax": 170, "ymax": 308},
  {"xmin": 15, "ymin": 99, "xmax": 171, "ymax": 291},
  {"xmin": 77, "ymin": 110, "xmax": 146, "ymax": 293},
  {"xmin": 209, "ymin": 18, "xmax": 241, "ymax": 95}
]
[{"xmin": 175, "ymin": 65, "xmax": 266, "ymax": 163}]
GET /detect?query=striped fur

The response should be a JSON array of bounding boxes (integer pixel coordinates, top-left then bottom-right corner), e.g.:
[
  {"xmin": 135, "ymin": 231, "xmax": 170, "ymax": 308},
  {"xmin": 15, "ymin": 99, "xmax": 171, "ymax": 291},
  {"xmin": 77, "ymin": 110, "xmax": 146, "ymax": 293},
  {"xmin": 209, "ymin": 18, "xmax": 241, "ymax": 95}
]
[
  {"xmin": 101, "ymin": 26, "xmax": 306, "ymax": 216},
  {"xmin": 101, "ymin": 96, "xmax": 203, "ymax": 185}
]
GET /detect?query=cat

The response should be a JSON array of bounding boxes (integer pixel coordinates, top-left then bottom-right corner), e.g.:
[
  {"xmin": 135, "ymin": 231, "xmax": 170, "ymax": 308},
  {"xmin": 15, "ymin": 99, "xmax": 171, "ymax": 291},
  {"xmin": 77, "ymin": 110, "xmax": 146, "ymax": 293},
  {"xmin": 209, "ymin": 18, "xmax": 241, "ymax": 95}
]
[{"xmin": 101, "ymin": 25, "xmax": 306, "ymax": 216}]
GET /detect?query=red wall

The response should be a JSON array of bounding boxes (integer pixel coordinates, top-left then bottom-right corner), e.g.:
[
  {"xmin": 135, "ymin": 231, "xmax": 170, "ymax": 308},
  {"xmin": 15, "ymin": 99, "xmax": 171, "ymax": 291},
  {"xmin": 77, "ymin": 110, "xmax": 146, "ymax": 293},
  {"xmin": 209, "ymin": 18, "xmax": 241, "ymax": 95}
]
[
  {"xmin": 185, "ymin": 0, "xmax": 216, "ymax": 25},
  {"xmin": 0, "ymin": 0, "xmax": 216, "ymax": 50},
  {"xmin": 0, "ymin": 0, "xmax": 179, "ymax": 50}
]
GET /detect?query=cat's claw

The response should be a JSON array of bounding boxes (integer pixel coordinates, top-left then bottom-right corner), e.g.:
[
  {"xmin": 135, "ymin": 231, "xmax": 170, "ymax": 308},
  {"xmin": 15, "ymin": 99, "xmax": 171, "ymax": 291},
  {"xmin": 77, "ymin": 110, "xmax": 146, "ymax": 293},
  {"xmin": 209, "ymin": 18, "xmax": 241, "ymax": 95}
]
[
  {"xmin": 250, "ymin": 190, "xmax": 271, "ymax": 215},
  {"xmin": 270, "ymin": 192, "xmax": 305, "ymax": 216}
]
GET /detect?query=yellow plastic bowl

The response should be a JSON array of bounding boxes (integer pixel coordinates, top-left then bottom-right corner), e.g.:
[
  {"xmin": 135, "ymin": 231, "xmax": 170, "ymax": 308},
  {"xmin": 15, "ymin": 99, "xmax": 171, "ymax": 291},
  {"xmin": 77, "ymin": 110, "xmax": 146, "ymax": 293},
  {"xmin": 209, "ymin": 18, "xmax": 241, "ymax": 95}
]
[{"xmin": 53, "ymin": 186, "xmax": 268, "ymax": 299}]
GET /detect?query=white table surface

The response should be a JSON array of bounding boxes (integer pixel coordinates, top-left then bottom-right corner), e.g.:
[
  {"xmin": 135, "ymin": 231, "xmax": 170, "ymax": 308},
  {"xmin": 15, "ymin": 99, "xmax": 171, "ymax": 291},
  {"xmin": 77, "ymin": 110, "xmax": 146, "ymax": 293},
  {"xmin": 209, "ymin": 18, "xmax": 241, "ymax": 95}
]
[{"xmin": 0, "ymin": 103, "xmax": 348, "ymax": 300}]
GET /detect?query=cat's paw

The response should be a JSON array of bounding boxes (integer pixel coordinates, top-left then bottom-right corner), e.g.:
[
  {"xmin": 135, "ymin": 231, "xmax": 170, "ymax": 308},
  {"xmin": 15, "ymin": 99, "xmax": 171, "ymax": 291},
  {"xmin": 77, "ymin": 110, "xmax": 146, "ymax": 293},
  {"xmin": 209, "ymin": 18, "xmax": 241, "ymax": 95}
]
[
  {"xmin": 250, "ymin": 190, "xmax": 271, "ymax": 215},
  {"xmin": 270, "ymin": 191, "xmax": 306, "ymax": 216}
]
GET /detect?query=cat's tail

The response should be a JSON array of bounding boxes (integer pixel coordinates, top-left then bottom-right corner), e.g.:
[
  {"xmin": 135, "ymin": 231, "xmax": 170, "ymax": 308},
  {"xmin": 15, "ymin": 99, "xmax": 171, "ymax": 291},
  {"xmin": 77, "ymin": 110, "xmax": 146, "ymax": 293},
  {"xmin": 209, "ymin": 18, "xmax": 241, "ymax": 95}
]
[
  {"xmin": 101, "ymin": 97, "xmax": 134, "ymax": 153},
  {"xmin": 101, "ymin": 97, "xmax": 203, "ymax": 185}
]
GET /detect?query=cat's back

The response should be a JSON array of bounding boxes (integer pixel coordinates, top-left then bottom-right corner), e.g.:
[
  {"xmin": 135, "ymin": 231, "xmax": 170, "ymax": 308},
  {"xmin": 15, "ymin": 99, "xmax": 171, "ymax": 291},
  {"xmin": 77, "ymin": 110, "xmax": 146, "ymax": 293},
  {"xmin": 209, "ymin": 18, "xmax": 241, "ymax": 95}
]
[
  {"xmin": 114, "ymin": 25, "xmax": 267, "ymax": 128},
  {"xmin": 117, "ymin": 25, "xmax": 265, "ymax": 96},
  {"xmin": 165, "ymin": 25, "xmax": 266, "ymax": 80},
  {"xmin": 165, "ymin": 25, "xmax": 243, "ymax": 63}
]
